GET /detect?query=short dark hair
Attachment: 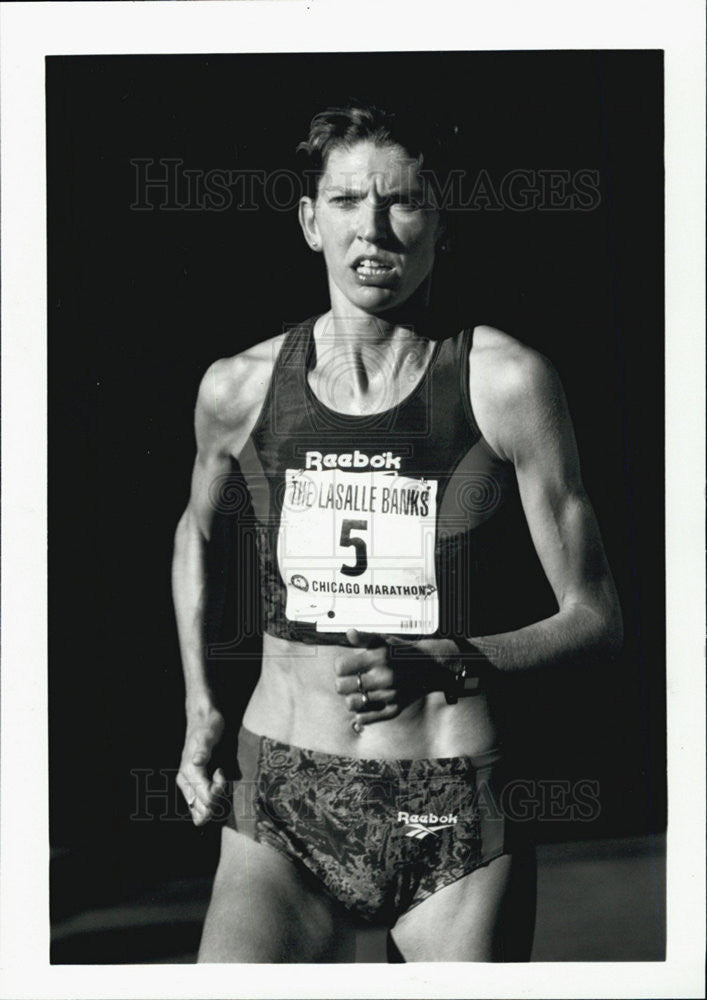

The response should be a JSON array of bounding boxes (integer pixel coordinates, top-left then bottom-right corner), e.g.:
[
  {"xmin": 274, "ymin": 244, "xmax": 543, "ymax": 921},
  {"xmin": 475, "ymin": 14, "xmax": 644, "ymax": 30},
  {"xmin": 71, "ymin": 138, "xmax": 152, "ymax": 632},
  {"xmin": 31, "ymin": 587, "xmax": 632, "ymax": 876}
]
[{"xmin": 296, "ymin": 100, "xmax": 459, "ymax": 202}]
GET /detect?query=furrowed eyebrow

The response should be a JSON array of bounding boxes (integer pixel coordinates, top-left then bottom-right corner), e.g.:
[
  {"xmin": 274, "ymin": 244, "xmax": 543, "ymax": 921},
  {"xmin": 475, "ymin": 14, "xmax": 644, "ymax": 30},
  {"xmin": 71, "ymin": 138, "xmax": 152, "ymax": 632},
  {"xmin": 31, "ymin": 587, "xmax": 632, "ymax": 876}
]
[
  {"xmin": 325, "ymin": 187, "xmax": 364, "ymax": 196},
  {"xmin": 325, "ymin": 185, "xmax": 424, "ymax": 198}
]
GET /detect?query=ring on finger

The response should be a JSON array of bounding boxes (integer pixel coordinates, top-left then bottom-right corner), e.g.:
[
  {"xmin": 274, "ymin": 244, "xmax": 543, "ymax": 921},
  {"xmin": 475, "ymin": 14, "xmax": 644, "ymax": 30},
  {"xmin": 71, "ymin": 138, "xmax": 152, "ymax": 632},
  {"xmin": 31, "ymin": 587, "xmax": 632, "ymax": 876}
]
[
  {"xmin": 356, "ymin": 671, "xmax": 365, "ymax": 694},
  {"xmin": 360, "ymin": 690, "xmax": 370, "ymax": 709}
]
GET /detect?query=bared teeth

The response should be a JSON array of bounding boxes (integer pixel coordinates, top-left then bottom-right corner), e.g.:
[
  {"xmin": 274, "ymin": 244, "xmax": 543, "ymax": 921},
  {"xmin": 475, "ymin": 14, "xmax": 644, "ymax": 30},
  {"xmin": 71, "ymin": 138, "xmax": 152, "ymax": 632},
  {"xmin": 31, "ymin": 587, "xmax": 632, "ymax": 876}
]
[{"xmin": 357, "ymin": 259, "xmax": 391, "ymax": 272}]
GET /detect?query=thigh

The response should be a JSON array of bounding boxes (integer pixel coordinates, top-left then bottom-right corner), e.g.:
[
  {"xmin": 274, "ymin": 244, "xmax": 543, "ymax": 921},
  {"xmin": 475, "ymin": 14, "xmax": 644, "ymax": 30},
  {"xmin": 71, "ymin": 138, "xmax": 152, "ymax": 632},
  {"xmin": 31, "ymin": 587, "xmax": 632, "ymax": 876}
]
[
  {"xmin": 390, "ymin": 845, "xmax": 537, "ymax": 962},
  {"xmin": 198, "ymin": 826, "xmax": 357, "ymax": 963}
]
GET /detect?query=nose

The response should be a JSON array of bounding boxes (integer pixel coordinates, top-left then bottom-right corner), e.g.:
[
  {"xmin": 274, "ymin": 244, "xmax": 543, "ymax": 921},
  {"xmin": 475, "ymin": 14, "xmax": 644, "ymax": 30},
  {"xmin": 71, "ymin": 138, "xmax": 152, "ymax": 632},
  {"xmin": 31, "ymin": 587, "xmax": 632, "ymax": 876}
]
[{"xmin": 356, "ymin": 196, "xmax": 390, "ymax": 245}]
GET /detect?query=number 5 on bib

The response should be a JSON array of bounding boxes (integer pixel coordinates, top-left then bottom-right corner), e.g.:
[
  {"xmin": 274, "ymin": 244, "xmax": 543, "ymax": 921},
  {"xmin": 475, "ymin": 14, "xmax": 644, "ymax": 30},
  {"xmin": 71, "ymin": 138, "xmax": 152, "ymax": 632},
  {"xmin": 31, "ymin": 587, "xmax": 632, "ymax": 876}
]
[{"xmin": 277, "ymin": 468, "xmax": 439, "ymax": 635}]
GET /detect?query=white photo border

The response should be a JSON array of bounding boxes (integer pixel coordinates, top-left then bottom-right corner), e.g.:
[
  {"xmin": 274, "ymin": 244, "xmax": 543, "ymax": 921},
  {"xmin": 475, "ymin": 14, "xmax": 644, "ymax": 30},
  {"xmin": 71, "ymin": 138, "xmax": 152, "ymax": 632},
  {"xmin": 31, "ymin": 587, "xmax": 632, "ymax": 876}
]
[{"xmin": 1, "ymin": 1, "xmax": 704, "ymax": 998}]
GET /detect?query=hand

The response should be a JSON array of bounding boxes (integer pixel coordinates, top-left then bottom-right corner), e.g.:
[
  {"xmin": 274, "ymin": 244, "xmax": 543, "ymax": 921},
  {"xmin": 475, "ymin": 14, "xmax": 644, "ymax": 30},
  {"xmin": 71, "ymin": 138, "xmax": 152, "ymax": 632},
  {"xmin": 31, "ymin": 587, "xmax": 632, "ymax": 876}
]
[
  {"xmin": 177, "ymin": 705, "xmax": 228, "ymax": 827},
  {"xmin": 333, "ymin": 629, "xmax": 460, "ymax": 728}
]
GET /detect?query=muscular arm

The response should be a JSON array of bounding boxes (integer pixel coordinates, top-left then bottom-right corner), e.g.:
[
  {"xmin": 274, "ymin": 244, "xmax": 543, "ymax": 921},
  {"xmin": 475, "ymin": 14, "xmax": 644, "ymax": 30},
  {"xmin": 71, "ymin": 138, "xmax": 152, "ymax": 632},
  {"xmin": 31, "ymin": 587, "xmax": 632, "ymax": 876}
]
[
  {"xmin": 467, "ymin": 338, "xmax": 623, "ymax": 674},
  {"xmin": 335, "ymin": 338, "xmax": 622, "ymax": 726},
  {"xmin": 173, "ymin": 363, "xmax": 239, "ymax": 707},
  {"xmin": 172, "ymin": 342, "xmax": 280, "ymax": 821}
]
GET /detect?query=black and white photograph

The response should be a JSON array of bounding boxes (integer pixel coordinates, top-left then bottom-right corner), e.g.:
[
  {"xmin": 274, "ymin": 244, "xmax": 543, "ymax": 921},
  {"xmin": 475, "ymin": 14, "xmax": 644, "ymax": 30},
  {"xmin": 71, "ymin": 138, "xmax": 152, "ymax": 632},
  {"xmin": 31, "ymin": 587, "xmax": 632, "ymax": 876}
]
[{"xmin": 1, "ymin": 2, "xmax": 704, "ymax": 997}]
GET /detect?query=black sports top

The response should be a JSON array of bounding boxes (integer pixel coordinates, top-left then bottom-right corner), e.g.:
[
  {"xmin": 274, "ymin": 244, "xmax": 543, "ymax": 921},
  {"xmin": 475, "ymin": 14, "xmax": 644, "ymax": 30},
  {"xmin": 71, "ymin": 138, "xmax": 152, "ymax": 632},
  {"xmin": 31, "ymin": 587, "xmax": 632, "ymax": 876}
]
[{"xmin": 236, "ymin": 317, "xmax": 524, "ymax": 646}]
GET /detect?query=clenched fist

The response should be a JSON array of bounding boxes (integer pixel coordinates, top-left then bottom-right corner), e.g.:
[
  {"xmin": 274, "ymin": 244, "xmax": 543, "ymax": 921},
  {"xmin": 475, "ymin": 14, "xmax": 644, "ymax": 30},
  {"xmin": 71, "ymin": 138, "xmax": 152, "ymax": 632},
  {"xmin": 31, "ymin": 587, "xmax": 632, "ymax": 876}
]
[
  {"xmin": 334, "ymin": 629, "xmax": 463, "ymax": 728},
  {"xmin": 177, "ymin": 705, "xmax": 228, "ymax": 826}
]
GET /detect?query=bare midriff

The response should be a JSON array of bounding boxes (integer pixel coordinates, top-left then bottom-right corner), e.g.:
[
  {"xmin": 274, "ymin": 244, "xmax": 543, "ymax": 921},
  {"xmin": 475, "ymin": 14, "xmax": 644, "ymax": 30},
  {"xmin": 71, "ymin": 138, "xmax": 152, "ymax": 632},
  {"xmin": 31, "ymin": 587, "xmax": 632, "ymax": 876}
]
[{"xmin": 241, "ymin": 632, "xmax": 500, "ymax": 760}]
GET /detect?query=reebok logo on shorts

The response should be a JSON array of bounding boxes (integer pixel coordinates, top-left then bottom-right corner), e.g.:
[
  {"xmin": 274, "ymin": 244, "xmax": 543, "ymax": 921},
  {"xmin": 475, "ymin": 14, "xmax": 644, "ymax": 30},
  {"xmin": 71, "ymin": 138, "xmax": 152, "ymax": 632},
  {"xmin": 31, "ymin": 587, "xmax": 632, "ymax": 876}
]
[{"xmin": 397, "ymin": 810, "xmax": 458, "ymax": 839}]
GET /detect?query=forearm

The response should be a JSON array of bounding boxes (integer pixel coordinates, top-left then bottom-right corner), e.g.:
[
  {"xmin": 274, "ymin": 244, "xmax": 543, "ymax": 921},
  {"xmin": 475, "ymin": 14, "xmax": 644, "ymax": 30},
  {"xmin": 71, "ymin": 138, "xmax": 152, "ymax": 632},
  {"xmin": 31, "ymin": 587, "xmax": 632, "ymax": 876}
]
[
  {"xmin": 466, "ymin": 597, "xmax": 623, "ymax": 676},
  {"xmin": 172, "ymin": 508, "xmax": 218, "ymax": 713}
]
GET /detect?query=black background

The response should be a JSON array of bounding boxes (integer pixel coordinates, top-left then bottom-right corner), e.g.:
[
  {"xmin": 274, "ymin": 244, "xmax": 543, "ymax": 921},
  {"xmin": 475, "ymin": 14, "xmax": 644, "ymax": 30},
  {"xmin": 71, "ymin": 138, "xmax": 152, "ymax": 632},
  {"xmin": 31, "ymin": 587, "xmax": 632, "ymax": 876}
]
[{"xmin": 47, "ymin": 51, "xmax": 664, "ymax": 921}]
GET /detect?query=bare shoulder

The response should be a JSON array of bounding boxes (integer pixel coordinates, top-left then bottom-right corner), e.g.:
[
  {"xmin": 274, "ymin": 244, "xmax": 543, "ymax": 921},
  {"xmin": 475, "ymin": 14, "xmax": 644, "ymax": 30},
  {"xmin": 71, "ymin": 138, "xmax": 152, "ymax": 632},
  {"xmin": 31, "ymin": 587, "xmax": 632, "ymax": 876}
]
[
  {"xmin": 195, "ymin": 331, "xmax": 288, "ymax": 455},
  {"xmin": 469, "ymin": 325, "xmax": 567, "ymax": 462}
]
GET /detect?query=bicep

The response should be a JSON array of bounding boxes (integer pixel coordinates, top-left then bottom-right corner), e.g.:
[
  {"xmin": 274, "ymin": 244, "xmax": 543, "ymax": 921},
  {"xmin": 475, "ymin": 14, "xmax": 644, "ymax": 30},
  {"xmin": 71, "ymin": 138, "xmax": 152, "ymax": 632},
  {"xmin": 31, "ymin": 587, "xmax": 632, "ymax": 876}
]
[
  {"xmin": 510, "ymin": 359, "xmax": 615, "ymax": 612},
  {"xmin": 183, "ymin": 336, "xmax": 284, "ymax": 540},
  {"xmin": 186, "ymin": 448, "xmax": 233, "ymax": 542},
  {"xmin": 185, "ymin": 363, "xmax": 242, "ymax": 542},
  {"xmin": 517, "ymin": 473, "xmax": 614, "ymax": 613}
]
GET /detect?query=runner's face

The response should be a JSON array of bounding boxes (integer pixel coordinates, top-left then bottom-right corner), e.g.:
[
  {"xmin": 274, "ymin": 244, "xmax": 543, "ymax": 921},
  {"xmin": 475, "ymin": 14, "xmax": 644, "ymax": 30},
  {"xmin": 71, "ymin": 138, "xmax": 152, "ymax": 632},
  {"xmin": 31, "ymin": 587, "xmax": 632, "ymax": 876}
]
[{"xmin": 303, "ymin": 141, "xmax": 442, "ymax": 315}]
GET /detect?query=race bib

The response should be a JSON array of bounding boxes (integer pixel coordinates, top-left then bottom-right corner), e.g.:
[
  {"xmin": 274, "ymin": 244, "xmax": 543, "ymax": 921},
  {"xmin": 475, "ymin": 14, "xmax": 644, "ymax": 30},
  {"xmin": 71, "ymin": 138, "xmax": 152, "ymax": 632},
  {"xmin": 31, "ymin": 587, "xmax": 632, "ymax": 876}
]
[{"xmin": 277, "ymin": 466, "xmax": 438, "ymax": 635}]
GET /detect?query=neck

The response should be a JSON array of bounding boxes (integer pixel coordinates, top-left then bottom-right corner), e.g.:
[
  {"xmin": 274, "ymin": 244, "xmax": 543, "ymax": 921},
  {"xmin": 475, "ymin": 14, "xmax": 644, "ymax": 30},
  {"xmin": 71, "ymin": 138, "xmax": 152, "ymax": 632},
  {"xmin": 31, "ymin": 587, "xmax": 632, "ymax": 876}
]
[
  {"xmin": 325, "ymin": 279, "xmax": 436, "ymax": 347},
  {"xmin": 311, "ymin": 303, "xmax": 436, "ymax": 411}
]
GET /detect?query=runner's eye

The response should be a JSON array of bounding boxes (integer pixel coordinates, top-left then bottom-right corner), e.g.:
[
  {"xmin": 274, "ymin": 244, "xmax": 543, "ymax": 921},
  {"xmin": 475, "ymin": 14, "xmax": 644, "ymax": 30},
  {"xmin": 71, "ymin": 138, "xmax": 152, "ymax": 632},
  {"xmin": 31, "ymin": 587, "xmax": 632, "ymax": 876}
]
[{"xmin": 330, "ymin": 195, "xmax": 360, "ymax": 206}]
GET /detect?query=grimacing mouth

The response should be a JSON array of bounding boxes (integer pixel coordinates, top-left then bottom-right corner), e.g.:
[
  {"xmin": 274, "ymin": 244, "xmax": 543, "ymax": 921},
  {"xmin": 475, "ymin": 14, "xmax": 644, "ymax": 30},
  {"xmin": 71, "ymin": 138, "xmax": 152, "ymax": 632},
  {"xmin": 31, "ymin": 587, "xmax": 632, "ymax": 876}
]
[{"xmin": 351, "ymin": 253, "xmax": 397, "ymax": 270}]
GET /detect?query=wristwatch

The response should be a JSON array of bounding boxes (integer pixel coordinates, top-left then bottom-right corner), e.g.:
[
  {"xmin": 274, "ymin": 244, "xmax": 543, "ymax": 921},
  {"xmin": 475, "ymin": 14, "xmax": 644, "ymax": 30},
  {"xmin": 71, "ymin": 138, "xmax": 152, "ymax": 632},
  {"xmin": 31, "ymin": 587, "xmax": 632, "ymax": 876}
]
[{"xmin": 443, "ymin": 662, "xmax": 481, "ymax": 704}]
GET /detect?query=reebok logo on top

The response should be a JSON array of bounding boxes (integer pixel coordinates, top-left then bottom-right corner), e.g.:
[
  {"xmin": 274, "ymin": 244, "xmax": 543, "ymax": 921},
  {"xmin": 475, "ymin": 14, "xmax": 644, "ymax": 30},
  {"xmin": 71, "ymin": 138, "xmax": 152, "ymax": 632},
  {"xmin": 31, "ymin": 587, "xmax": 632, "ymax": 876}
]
[{"xmin": 305, "ymin": 450, "xmax": 402, "ymax": 471}]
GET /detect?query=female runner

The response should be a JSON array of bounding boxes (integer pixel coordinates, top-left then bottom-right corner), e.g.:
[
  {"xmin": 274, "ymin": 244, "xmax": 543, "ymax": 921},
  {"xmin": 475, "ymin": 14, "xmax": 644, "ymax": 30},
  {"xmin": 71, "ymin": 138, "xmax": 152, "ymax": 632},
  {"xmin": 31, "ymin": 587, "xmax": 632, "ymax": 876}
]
[{"xmin": 172, "ymin": 102, "xmax": 622, "ymax": 962}]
